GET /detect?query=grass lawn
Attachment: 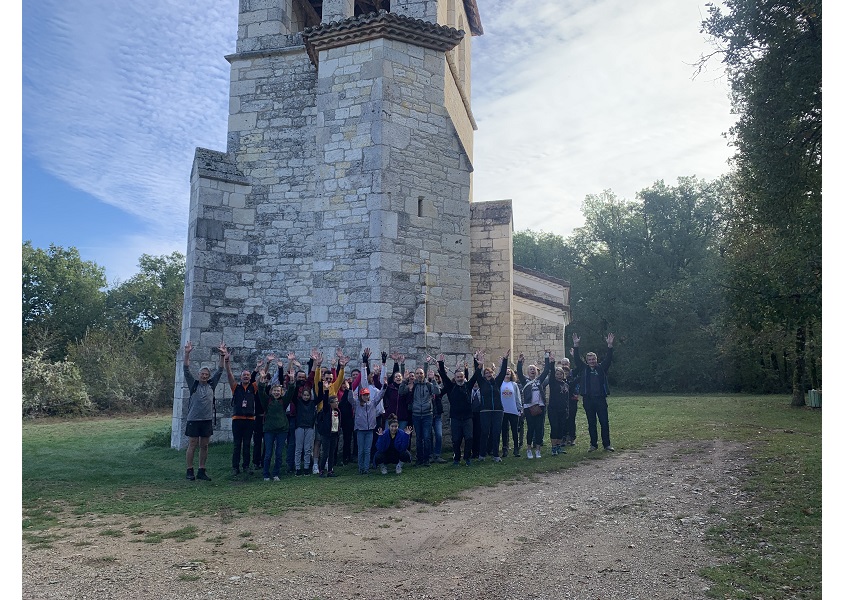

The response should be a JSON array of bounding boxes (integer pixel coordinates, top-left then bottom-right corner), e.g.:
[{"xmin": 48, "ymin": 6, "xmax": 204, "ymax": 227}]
[{"xmin": 22, "ymin": 394, "xmax": 822, "ymax": 599}]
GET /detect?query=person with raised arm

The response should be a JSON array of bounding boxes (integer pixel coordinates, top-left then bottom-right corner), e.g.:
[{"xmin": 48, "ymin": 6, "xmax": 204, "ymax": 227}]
[
  {"xmin": 516, "ymin": 350, "xmax": 553, "ymax": 459},
  {"xmin": 399, "ymin": 357, "xmax": 440, "ymax": 467},
  {"xmin": 437, "ymin": 353, "xmax": 475, "ymax": 466},
  {"xmin": 182, "ymin": 341, "xmax": 227, "ymax": 481},
  {"xmin": 224, "ymin": 348, "xmax": 260, "ymax": 476},
  {"xmin": 469, "ymin": 348, "xmax": 510, "ymax": 462},
  {"xmin": 353, "ymin": 348, "xmax": 386, "ymax": 474},
  {"xmin": 572, "ymin": 332, "xmax": 616, "ymax": 452}
]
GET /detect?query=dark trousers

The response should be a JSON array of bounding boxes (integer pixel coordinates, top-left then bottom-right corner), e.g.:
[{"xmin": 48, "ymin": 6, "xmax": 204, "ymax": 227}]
[
  {"xmin": 252, "ymin": 416, "xmax": 264, "ymax": 467},
  {"xmin": 231, "ymin": 419, "xmax": 254, "ymax": 470},
  {"xmin": 525, "ymin": 410, "xmax": 546, "ymax": 446},
  {"xmin": 548, "ymin": 403, "xmax": 567, "ymax": 442},
  {"xmin": 320, "ymin": 431, "xmax": 340, "ymax": 474},
  {"xmin": 341, "ymin": 423, "xmax": 354, "ymax": 464},
  {"xmin": 263, "ymin": 430, "xmax": 286, "ymax": 478},
  {"xmin": 411, "ymin": 414, "xmax": 433, "ymax": 464},
  {"xmin": 567, "ymin": 396, "xmax": 579, "ymax": 441},
  {"xmin": 478, "ymin": 410, "xmax": 503, "ymax": 457},
  {"xmin": 583, "ymin": 396, "xmax": 610, "ymax": 448},
  {"xmin": 451, "ymin": 417, "xmax": 473, "ymax": 462},
  {"xmin": 501, "ymin": 413, "xmax": 520, "ymax": 451},
  {"xmin": 286, "ymin": 416, "xmax": 296, "ymax": 472},
  {"xmin": 375, "ymin": 447, "xmax": 412, "ymax": 465},
  {"xmin": 471, "ymin": 411, "xmax": 481, "ymax": 458}
]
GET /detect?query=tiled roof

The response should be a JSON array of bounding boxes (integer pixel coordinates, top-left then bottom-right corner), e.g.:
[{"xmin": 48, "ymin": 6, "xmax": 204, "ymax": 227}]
[{"xmin": 302, "ymin": 10, "xmax": 464, "ymax": 66}]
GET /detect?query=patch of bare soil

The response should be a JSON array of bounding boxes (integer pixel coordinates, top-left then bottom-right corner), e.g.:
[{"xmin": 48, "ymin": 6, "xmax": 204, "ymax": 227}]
[{"xmin": 22, "ymin": 440, "xmax": 748, "ymax": 600}]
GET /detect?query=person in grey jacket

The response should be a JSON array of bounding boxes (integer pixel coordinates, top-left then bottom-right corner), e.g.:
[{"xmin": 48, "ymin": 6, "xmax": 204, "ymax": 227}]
[
  {"xmin": 399, "ymin": 362, "xmax": 440, "ymax": 466},
  {"xmin": 517, "ymin": 350, "xmax": 553, "ymax": 459},
  {"xmin": 183, "ymin": 340, "xmax": 227, "ymax": 481}
]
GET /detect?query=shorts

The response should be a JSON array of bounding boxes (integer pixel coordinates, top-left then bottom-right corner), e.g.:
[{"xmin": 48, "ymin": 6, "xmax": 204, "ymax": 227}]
[{"xmin": 185, "ymin": 420, "xmax": 213, "ymax": 438}]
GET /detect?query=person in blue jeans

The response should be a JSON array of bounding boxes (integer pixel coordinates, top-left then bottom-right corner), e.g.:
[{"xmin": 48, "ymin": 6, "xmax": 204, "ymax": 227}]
[
  {"xmin": 571, "ymin": 332, "xmax": 615, "ymax": 452},
  {"xmin": 354, "ymin": 348, "xmax": 386, "ymax": 474},
  {"xmin": 260, "ymin": 382, "xmax": 291, "ymax": 480},
  {"xmin": 429, "ymin": 367, "xmax": 447, "ymax": 463},
  {"xmin": 399, "ymin": 362, "xmax": 440, "ymax": 466}
]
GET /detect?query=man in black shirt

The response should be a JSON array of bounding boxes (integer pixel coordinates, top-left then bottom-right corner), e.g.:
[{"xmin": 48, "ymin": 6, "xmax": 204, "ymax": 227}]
[{"xmin": 571, "ymin": 332, "xmax": 615, "ymax": 452}]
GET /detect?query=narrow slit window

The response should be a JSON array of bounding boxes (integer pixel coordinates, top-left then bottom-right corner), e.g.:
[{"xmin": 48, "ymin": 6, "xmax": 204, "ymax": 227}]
[{"xmin": 418, "ymin": 196, "xmax": 425, "ymax": 217}]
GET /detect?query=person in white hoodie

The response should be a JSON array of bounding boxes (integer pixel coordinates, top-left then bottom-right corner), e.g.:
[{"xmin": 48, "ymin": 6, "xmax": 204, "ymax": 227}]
[
  {"xmin": 499, "ymin": 366, "xmax": 523, "ymax": 458},
  {"xmin": 353, "ymin": 348, "xmax": 386, "ymax": 474}
]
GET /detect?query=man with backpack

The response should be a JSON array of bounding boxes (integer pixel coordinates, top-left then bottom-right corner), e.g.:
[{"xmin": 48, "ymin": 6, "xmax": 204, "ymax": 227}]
[{"xmin": 182, "ymin": 340, "xmax": 227, "ymax": 481}]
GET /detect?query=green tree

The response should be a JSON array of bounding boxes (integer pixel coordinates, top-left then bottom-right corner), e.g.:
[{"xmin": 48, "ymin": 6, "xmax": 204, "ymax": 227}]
[
  {"xmin": 103, "ymin": 252, "xmax": 186, "ymax": 407},
  {"xmin": 515, "ymin": 177, "xmax": 732, "ymax": 392},
  {"xmin": 700, "ymin": 0, "xmax": 821, "ymax": 404},
  {"xmin": 22, "ymin": 242, "xmax": 107, "ymax": 360}
]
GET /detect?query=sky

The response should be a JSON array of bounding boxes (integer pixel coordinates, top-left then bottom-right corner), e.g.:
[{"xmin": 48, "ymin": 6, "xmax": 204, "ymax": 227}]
[{"xmin": 20, "ymin": 0, "xmax": 738, "ymax": 284}]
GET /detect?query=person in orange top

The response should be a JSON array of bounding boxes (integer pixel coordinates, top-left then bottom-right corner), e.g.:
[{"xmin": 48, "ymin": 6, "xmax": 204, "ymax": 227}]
[{"xmin": 225, "ymin": 351, "xmax": 259, "ymax": 476}]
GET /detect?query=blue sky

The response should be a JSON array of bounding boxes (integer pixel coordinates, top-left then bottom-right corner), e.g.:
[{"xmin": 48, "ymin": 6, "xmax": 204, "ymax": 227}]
[{"xmin": 20, "ymin": 0, "xmax": 739, "ymax": 283}]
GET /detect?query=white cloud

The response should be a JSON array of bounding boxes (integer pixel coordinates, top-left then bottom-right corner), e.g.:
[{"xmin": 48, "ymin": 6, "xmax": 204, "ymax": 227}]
[{"xmin": 22, "ymin": 0, "xmax": 734, "ymax": 273}]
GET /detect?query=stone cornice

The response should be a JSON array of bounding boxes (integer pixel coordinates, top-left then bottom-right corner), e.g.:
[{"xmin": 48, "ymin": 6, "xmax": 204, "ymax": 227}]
[
  {"xmin": 513, "ymin": 264, "xmax": 571, "ymax": 288},
  {"xmin": 302, "ymin": 10, "xmax": 464, "ymax": 67},
  {"xmin": 513, "ymin": 288, "xmax": 569, "ymax": 312}
]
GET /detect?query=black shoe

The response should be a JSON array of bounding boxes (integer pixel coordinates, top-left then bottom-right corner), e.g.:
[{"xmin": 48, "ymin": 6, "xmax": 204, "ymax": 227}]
[
  {"xmin": 327, "ymin": 471, "xmax": 337, "ymax": 477},
  {"xmin": 295, "ymin": 469, "xmax": 302, "ymax": 477},
  {"xmin": 604, "ymin": 446, "xmax": 615, "ymax": 452},
  {"xmin": 588, "ymin": 446, "xmax": 598, "ymax": 453},
  {"xmin": 186, "ymin": 468, "xmax": 195, "ymax": 481},
  {"xmin": 231, "ymin": 467, "xmax": 240, "ymax": 476},
  {"xmin": 513, "ymin": 448, "xmax": 520, "ymax": 457},
  {"xmin": 196, "ymin": 469, "xmax": 211, "ymax": 481},
  {"xmin": 501, "ymin": 448, "xmax": 508, "ymax": 458}
]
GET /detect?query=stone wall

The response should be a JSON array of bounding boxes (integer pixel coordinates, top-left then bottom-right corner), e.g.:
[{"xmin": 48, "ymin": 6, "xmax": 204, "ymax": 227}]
[
  {"xmin": 512, "ymin": 307, "xmax": 565, "ymax": 369},
  {"xmin": 470, "ymin": 199, "xmax": 513, "ymax": 357},
  {"xmin": 174, "ymin": 4, "xmax": 474, "ymax": 448}
]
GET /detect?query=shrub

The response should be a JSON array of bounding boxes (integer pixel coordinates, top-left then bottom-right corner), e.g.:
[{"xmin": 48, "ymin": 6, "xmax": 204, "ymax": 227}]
[
  {"xmin": 22, "ymin": 351, "xmax": 92, "ymax": 417},
  {"xmin": 67, "ymin": 325, "xmax": 172, "ymax": 412}
]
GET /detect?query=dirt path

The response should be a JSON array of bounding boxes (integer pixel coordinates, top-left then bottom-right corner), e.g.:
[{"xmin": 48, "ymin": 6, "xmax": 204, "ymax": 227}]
[{"xmin": 23, "ymin": 440, "xmax": 748, "ymax": 600}]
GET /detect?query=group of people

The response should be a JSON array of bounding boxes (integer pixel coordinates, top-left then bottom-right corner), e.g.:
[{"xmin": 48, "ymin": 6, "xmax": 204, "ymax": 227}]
[{"xmin": 181, "ymin": 332, "xmax": 616, "ymax": 481}]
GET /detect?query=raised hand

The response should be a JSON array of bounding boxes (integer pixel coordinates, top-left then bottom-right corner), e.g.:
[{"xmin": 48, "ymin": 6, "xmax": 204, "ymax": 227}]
[
  {"xmin": 390, "ymin": 351, "xmax": 401, "ymax": 362},
  {"xmin": 404, "ymin": 426, "xmax": 413, "ymax": 435},
  {"xmin": 266, "ymin": 353, "xmax": 276, "ymax": 363},
  {"xmin": 376, "ymin": 427, "xmax": 384, "ymax": 436},
  {"xmin": 381, "ymin": 350, "xmax": 388, "ymax": 363},
  {"xmin": 363, "ymin": 347, "xmax": 372, "ymax": 359},
  {"xmin": 287, "ymin": 351, "xmax": 296, "ymax": 362},
  {"xmin": 572, "ymin": 332, "xmax": 580, "ymax": 345},
  {"xmin": 277, "ymin": 358, "xmax": 284, "ymax": 368},
  {"xmin": 569, "ymin": 347, "xmax": 574, "ymax": 357},
  {"xmin": 503, "ymin": 348, "xmax": 511, "ymax": 360},
  {"xmin": 256, "ymin": 356, "xmax": 265, "ymax": 369},
  {"xmin": 340, "ymin": 355, "xmax": 350, "ymax": 367},
  {"xmin": 316, "ymin": 351, "xmax": 324, "ymax": 365},
  {"xmin": 437, "ymin": 353, "xmax": 444, "ymax": 362},
  {"xmin": 606, "ymin": 333, "xmax": 615, "ymax": 347},
  {"xmin": 518, "ymin": 352, "xmax": 524, "ymax": 362},
  {"xmin": 184, "ymin": 341, "xmax": 194, "ymax": 355},
  {"xmin": 310, "ymin": 348, "xmax": 320, "ymax": 361}
]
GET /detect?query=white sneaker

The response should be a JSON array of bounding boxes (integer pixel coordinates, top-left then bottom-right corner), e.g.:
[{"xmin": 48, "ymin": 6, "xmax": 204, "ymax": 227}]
[
  {"xmin": 534, "ymin": 449, "xmax": 542, "ymax": 459},
  {"xmin": 272, "ymin": 476, "xmax": 280, "ymax": 481},
  {"xmin": 380, "ymin": 465, "xmax": 388, "ymax": 475},
  {"xmin": 263, "ymin": 477, "xmax": 271, "ymax": 481},
  {"xmin": 395, "ymin": 462, "xmax": 403, "ymax": 474},
  {"xmin": 312, "ymin": 463, "xmax": 320, "ymax": 475},
  {"xmin": 526, "ymin": 449, "xmax": 533, "ymax": 459}
]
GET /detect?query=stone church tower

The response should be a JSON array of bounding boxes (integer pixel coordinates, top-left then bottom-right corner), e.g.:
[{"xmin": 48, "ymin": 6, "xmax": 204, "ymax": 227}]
[
  {"xmin": 171, "ymin": 0, "xmax": 488, "ymax": 448},
  {"xmin": 171, "ymin": 0, "xmax": 570, "ymax": 449}
]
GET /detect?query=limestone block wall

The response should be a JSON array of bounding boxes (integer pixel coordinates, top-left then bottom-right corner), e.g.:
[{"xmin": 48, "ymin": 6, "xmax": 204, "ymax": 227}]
[
  {"xmin": 310, "ymin": 34, "xmax": 473, "ymax": 362},
  {"xmin": 470, "ymin": 199, "xmax": 513, "ymax": 356},
  {"xmin": 513, "ymin": 307, "xmax": 565, "ymax": 369}
]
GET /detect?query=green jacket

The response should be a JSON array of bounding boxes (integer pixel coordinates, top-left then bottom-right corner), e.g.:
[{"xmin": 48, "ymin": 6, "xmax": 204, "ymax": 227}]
[{"xmin": 260, "ymin": 384, "xmax": 293, "ymax": 433}]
